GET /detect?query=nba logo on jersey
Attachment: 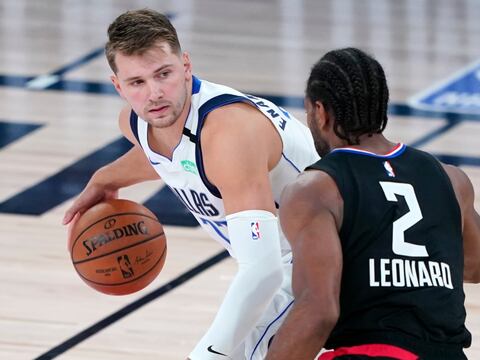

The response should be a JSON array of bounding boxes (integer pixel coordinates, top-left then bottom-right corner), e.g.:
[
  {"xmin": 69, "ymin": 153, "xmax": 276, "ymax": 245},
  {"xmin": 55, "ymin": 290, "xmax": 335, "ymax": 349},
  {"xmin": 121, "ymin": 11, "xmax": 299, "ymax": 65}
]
[
  {"xmin": 251, "ymin": 222, "xmax": 261, "ymax": 240},
  {"xmin": 383, "ymin": 161, "xmax": 395, "ymax": 177}
]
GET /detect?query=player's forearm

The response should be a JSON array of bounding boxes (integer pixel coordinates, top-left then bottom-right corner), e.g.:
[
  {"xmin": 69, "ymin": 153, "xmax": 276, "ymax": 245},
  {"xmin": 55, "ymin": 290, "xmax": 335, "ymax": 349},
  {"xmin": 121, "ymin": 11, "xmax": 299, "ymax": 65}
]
[
  {"xmin": 89, "ymin": 146, "xmax": 160, "ymax": 190},
  {"xmin": 189, "ymin": 210, "xmax": 284, "ymax": 359},
  {"xmin": 265, "ymin": 295, "xmax": 337, "ymax": 360}
]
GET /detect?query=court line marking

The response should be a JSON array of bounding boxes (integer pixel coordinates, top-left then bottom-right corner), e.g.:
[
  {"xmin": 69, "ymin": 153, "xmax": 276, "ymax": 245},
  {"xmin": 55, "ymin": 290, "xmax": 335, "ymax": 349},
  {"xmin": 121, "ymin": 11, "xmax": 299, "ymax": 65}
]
[
  {"xmin": 3, "ymin": 73, "xmax": 480, "ymax": 122},
  {"xmin": 33, "ymin": 250, "xmax": 229, "ymax": 360},
  {"xmin": 408, "ymin": 59, "xmax": 480, "ymax": 114},
  {"xmin": 26, "ymin": 47, "xmax": 104, "ymax": 90},
  {"xmin": 409, "ymin": 119, "xmax": 462, "ymax": 148},
  {"xmin": 24, "ymin": 12, "xmax": 176, "ymax": 90},
  {"xmin": 0, "ymin": 120, "xmax": 43, "ymax": 149}
]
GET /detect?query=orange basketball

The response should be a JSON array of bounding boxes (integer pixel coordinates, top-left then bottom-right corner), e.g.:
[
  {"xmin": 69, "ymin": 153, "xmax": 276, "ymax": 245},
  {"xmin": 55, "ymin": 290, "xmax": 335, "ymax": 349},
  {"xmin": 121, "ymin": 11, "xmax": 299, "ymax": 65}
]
[{"xmin": 69, "ymin": 199, "xmax": 167, "ymax": 295}]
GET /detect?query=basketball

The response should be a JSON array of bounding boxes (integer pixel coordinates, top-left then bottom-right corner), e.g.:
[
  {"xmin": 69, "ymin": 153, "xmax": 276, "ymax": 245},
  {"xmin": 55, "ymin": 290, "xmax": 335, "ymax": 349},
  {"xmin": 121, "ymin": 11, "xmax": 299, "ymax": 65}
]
[{"xmin": 69, "ymin": 199, "xmax": 167, "ymax": 295}]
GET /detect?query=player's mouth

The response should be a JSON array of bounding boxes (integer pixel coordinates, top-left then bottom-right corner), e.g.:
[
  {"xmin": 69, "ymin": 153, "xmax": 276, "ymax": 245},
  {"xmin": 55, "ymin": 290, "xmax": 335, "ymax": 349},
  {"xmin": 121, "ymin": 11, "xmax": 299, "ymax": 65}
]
[{"xmin": 148, "ymin": 105, "xmax": 169, "ymax": 115}]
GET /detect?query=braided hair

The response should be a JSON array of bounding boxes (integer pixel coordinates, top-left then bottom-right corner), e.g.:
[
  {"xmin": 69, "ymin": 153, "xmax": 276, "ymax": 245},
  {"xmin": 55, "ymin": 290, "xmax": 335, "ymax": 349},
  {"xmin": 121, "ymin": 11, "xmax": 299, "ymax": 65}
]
[{"xmin": 306, "ymin": 48, "xmax": 389, "ymax": 145}]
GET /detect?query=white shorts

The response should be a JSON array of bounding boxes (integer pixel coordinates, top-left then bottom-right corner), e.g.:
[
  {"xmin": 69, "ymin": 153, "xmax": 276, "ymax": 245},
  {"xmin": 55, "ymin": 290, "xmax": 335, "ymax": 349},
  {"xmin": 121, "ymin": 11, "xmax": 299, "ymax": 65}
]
[{"xmin": 232, "ymin": 254, "xmax": 294, "ymax": 360}]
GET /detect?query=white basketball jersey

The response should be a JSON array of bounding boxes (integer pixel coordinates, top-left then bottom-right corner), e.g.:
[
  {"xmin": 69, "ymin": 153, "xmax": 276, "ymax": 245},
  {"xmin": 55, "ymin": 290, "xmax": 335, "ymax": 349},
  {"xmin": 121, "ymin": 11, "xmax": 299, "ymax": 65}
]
[{"xmin": 130, "ymin": 76, "xmax": 319, "ymax": 257}]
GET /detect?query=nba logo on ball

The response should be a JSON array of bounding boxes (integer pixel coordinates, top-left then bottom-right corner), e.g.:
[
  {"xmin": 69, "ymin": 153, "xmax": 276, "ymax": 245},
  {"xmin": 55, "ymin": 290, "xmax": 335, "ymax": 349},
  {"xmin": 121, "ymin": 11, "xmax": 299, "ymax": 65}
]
[{"xmin": 251, "ymin": 222, "xmax": 260, "ymax": 240}]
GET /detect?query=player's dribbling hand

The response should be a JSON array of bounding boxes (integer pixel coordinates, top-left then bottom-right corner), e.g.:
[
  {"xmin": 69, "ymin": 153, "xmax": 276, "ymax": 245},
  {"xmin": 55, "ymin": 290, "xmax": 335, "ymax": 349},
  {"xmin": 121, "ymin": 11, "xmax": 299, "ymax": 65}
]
[{"xmin": 62, "ymin": 183, "xmax": 118, "ymax": 225}]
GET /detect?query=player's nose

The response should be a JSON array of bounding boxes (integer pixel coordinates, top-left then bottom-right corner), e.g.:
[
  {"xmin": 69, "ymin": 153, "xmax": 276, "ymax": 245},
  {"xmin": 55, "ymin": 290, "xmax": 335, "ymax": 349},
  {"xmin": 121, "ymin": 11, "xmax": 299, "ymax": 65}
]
[{"xmin": 148, "ymin": 80, "xmax": 164, "ymax": 100}]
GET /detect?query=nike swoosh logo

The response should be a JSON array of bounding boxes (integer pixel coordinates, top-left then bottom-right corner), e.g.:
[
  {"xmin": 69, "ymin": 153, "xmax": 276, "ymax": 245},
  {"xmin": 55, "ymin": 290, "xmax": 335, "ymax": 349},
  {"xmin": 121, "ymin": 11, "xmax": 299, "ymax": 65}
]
[{"xmin": 207, "ymin": 345, "xmax": 227, "ymax": 356}]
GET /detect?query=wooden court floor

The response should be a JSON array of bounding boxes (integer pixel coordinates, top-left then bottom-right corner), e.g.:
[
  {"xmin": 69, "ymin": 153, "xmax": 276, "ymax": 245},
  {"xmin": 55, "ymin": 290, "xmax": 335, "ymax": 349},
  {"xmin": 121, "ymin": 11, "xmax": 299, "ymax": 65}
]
[{"xmin": 1, "ymin": 0, "xmax": 480, "ymax": 359}]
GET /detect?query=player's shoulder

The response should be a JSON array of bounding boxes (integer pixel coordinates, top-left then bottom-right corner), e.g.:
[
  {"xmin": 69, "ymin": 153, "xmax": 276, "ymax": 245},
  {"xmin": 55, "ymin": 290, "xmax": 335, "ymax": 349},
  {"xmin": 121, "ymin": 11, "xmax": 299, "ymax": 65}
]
[
  {"xmin": 117, "ymin": 105, "xmax": 138, "ymax": 145},
  {"xmin": 441, "ymin": 162, "xmax": 469, "ymax": 182},
  {"xmin": 206, "ymin": 102, "xmax": 264, "ymax": 130},
  {"xmin": 202, "ymin": 101, "xmax": 276, "ymax": 149},
  {"xmin": 118, "ymin": 104, "xmax": 133, "ymax": 127},
  {"xmin": 282, "ymin": 170, "xmax": 341, "ymax": 214},
  {"xmin": 441, "ymin": 163, "xmax": 474, "ymax": 207},
  {"xmin": 280, "ymin": 169, "xmax": 343, "ymax": 233}
]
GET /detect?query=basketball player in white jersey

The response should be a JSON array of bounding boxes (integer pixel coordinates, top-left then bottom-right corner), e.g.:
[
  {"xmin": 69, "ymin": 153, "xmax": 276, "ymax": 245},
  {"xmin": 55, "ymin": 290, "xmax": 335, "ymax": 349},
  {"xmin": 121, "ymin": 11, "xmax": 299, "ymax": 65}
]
[{"xmin": 62, "ymin": 9, "xmax": 319, "ymax": 359}]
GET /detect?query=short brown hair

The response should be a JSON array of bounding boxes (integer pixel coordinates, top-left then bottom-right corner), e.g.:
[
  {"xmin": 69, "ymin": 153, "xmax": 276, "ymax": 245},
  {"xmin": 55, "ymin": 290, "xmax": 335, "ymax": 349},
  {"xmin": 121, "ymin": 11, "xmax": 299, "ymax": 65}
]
[{"xmin": 105, "ymin": 9, "xmax": 181, "ymax": 73}]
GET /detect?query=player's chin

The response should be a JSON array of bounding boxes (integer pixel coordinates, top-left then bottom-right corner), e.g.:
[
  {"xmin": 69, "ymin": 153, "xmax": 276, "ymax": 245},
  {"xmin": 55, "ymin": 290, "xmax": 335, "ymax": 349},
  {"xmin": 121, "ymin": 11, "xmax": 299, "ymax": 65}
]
[{"xmin": 147, "ymin": 114, "xmax": 177, "ymax": 129}]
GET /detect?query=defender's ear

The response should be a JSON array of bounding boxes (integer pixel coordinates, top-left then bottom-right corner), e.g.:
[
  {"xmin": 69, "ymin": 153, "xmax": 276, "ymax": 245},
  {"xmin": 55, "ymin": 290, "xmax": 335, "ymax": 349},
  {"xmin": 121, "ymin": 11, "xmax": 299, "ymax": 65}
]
[{"xmin": 314, "ymin": 101, "xmax": 330, "ymax": 131}]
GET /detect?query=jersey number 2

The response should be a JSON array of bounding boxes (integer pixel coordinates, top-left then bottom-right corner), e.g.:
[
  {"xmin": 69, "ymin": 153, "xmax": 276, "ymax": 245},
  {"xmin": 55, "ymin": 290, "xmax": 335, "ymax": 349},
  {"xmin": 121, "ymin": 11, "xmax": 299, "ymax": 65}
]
[{"xmin": 379, "ymin": 182, "xmax": 428, "ymax": 257}]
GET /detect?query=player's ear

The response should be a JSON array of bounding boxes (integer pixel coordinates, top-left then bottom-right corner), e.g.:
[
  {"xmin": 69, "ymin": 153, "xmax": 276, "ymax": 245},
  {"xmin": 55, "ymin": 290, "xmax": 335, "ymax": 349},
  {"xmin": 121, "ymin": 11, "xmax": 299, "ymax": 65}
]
[
  {"xmin": 110, "ymin": 75, "xmax": 125, "ymax": 99},
  {"xmin": 182, "ymin": 52, "xmax": 192, "ymax": 79},
  {"xmin": 315, "ymin": 101, "xmax": 330, "ymax": 130}
]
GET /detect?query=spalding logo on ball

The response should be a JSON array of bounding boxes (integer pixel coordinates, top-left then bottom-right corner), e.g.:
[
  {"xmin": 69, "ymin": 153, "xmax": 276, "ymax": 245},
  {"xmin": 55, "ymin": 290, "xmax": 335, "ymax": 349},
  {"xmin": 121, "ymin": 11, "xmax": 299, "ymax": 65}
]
[{"xmin": 68, "ymin": 199, "xmax": 167, "ymax": 295}]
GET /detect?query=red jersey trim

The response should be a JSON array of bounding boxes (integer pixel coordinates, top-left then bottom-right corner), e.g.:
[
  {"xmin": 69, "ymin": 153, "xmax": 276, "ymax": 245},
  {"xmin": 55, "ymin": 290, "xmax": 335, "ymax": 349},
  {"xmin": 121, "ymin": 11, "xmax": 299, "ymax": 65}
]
[
  {"xmin": 318, "ymin": 344, "xmax": 419, "ymax": 360},
  {"xmin": 330, "ymin": 143, "xmax": 405, "ymax": 158}
]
